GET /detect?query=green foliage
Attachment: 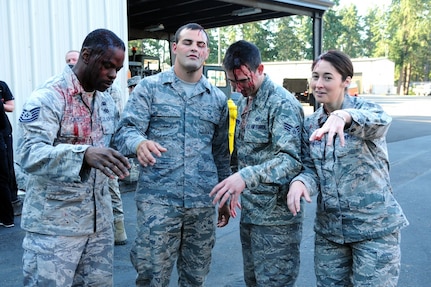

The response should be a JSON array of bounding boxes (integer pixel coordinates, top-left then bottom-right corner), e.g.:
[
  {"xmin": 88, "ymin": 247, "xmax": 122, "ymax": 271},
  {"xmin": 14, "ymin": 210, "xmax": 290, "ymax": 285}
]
[
  {"xmin": 130, "ymin": 0, "xmax": 431, "ymax": 90},
  {"xmin": 128, "ymin": 39, "xmax": 170, "ymax": 66},
  {"xmin": 386, "ymin": 0, "xmax": 431, "ymax": 94}
]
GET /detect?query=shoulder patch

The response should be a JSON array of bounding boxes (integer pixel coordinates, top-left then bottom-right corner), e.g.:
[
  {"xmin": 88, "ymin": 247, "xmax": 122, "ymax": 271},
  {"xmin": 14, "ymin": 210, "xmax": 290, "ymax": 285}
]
[
  {"xmin": 19, "ymin": 107, "xmax": 41, "ymax": 123},
  {"xmin": 283, "ymin": 122, "xmax": 300, "ymax": 135}
]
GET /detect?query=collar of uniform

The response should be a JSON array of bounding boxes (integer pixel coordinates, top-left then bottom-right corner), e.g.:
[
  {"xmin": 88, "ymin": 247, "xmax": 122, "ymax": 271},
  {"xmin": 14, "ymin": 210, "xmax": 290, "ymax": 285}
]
[
  {"xmin": 63, "ymin": 65, "xmax": 88, "ymax": 97},
  {"xmin": 251, "ymin": 75, "xmax": 271, "ymax": 108},
  {"xmin": 163, "ymin": 66, "xmax": 211, "ymax": 95}
]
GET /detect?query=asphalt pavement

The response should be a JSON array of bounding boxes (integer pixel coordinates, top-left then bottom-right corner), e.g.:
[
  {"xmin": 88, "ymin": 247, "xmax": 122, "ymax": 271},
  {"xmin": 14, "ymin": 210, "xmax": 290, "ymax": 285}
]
[{"xmin": 1, "ymin": 103, "xmax": 430, "ymax": 287}]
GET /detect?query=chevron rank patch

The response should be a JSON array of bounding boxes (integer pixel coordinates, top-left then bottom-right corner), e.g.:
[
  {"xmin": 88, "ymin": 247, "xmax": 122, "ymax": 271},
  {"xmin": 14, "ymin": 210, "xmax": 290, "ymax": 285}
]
[
  {"xmin": 19, "ymin": 107, "xmax": 41, "ymax": 123},
  {"xmin": 283, "ymin": 122, "xmax": 300, "ymax": 135}
]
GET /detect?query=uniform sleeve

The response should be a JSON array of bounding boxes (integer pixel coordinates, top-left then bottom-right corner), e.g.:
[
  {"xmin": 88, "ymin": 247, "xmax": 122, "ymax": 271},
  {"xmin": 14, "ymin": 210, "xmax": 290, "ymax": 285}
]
[
  {"xmin": 345, "ymin": 101, "xmax": 392, "ymax": 140},
  {"xmin": 108, "ymin": 83, "xmax": 124, "ymax": 114},
  {"xmin": 292, "ymin": 122, "xmax": 320, "ymax": 196},
  {"xmin": 239, "ymin": 94, "xmax": 304, "ymax": 189},
  {"xmin": 212, "ymin": 93, "xmax": 232, "ymax": 181},
  {"xmin": 113, "ymin": 80, "xmax": 151, "ymax": 157},
  {"xmin": 17, "ymin": 90, "xmax": 90, "ymax": 182}
]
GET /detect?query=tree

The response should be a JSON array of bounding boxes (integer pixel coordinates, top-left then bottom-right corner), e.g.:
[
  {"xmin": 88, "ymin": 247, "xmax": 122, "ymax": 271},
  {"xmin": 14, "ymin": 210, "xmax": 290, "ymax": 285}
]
[
  {"xmin": 337, "ymin": 5, "xmax": 363, "ymax": 58},
  {"xmin": 128, "ymin": 0, "xmax": 431, "ymax": 95},
  {"xmin": 274, "ymin": 16, "xmax": 313, "ymax": 61},
  {"xmin": 322, "ymin": 1, "xmax": 344, "ymax": 51},
  {"xmin": 387, "ymin": 0, "xmax": 431, "ymax": 94},
  {"xmin": 363, "ymin": 8, "xmax": 389, "ymax": 58},
  {"xmin": 240, "ymin": 21, "xmax": 277, "ymax": 61}
]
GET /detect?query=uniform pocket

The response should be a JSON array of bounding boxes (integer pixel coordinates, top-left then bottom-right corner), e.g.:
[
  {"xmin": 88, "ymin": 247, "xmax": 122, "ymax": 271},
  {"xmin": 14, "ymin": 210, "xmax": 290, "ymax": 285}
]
[{"xmin": 45, "ymin": 183, "xmax": 87, "ymax": 202}]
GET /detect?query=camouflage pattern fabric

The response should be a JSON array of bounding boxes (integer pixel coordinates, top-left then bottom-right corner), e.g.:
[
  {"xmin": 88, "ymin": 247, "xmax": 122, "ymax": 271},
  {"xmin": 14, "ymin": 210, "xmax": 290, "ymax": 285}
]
[
  {"xmin": 106, "ymin": 83, "xmax": 125, "ymax": 222},
  {"xmin": 18, "ymin": 66, "xmax": 116, "ymax": 234},
  {"xmin": 314, "ymin": 231, "xmax": 401, "ymax": 287},
  {"xmin": 17, "ymin": 66, "xmax": 117, "ymax": 285},
  {"xmin": 105, "ymin": 82, "xmax": 124, "ymax": 114},
  {"xmin": 22, "ymin": 225, "xmax": 114, "ymax": 287},
  {"xmin": 114, "ymin": 67, "xmax": 231, "ymax": 208},
  {"xmin": 108, "ymin": 177, "xmax": 124, "ymax": 222},
  {"xmin": 234, "ymin": 75, "xmax": 304, "ymax": 225},
  {"xmin": 114, "ymin": 67, "xmax": 231, "ymax": 286},
  {"xmin": 131, "ymin": 202, "xmax": 216, "ymax": 287},
  {"xmin": 233, "ymin": 75, "xmax": 304, "ymax": 286},
  {"xmin": 240, "ymin": 221, "xmax": 303, "ymax": 287},
  {"xmin": 294, "ymin": 94, "xmax": 409, "ymax": 244},
  {"xmin": 292, "ymin": 95, "xmax": 408, "ymax": 286}
]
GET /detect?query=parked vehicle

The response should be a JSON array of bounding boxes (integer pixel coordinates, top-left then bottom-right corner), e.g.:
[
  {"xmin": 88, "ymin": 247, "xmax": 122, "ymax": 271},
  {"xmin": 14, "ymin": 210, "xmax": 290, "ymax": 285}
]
[
  {"xmin": 203, "ymin": 64, "xmax": 240, "ymax": 102},
  {"xmin": 348, "ymin": 82, "xmax": 359, "ymax": 97},
  {"xmin": 413, "ymin": 83, "xmax": 431, "ymax": 96},
  {"xmin": 282, "ymin": 78, "xmax": 314, "ymax": 106}
]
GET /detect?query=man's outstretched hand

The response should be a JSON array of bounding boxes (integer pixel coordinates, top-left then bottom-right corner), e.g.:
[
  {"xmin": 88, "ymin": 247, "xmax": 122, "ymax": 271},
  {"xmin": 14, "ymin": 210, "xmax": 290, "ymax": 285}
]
[{"xmin": 84, "ymin": 147, "xmax": 131, "ymax": 179}]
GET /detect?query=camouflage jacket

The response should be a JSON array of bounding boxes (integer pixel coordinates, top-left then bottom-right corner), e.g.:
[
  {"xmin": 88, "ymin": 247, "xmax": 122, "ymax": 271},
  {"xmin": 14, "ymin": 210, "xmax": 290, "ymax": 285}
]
[
  {"xmin": 234, "ymin": 75, "xmax": 304, "ymax": 225},
  {"xmin": 17, "ymin": 66, "xmax": 118, "ymax": 236},
  {"xmin": 294, "ymin": 95, "xmax": 409, "ymax": 244},
  {"xmin": 114, "ymin": 67, "xmax": 231, "ymax": 208}
]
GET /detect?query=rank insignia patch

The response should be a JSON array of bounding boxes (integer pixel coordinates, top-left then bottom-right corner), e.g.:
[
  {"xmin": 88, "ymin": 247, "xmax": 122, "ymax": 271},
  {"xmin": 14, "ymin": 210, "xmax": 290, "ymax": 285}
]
[
  {"xmin": 283, "ymin": 123, "xmax": 300, "ymax": 135},
  {"xmin": 19, "ymin": 107, "xmax": 41, "ymax": 123}
]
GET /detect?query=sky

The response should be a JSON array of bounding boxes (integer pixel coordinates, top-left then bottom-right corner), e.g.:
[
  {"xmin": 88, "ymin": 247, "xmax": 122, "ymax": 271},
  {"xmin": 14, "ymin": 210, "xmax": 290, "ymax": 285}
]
[{"xmin": 338, "ymin": 0, "xmax": 391, "ymax": 15}]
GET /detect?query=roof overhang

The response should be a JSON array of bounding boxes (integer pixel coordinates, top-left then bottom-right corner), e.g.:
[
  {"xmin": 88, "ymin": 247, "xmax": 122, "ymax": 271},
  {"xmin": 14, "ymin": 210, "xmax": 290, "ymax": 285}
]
[{"xmin": 128, "ymin": 0, "xmax": 334, "ymax": 40}]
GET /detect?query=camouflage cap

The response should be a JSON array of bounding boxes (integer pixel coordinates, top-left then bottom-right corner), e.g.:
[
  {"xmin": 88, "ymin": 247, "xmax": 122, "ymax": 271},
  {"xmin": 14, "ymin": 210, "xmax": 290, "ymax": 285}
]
[{"xmin": 128, "ymin": 76, "xmax": 141, "ymax": 87}]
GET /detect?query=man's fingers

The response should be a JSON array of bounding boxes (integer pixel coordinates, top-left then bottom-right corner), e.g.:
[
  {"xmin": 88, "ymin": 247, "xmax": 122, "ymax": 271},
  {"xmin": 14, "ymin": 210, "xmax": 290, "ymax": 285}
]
[{"xmin": 137, "ymin": 141, "xmax": 167, "ymax": 166}]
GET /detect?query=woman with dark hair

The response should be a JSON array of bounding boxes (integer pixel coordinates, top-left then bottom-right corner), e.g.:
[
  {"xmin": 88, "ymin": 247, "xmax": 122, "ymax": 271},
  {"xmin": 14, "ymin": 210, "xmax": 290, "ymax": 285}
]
[{"xmin": 287, "ymin": 50, "xmax": 409, "ymax": 287}]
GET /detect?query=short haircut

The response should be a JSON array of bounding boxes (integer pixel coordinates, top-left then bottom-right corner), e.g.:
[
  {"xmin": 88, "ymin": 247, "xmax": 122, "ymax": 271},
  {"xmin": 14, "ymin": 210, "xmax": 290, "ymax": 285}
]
[
  {"xmin": 312, "ymin": 50, "xmax": 354, "ymax": 81},
  {"xmin": 174, "ymin": 23, "xmax": 209, "ymax": 46},
  {"xmin": 81, "ymin": 29, "xmax": 125, "ymax": 56},
  {"xmin": 222, "ymin": 40, "xmax": 261, "ymax": 72}
]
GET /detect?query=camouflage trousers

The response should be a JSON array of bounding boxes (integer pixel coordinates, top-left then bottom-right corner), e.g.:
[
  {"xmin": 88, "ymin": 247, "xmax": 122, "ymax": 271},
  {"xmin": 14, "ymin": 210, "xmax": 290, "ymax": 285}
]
[
  {"xmin": 240, "ymin": 222, "xmax": 303, "ymax": 287},
  {"xmin": 315, "ymin": 231, "xmax": 401, "ymax": 287},
  {"xmin": 22, "ymin": 226, "xmax": 114, "ymax": 287},
  {"xmin": 131, "ymin": 202, "xmax": 216, "ymax": 287},
  {"xmin": 108, "ymin": 177, "xmax": 124, "ymax": 222}
]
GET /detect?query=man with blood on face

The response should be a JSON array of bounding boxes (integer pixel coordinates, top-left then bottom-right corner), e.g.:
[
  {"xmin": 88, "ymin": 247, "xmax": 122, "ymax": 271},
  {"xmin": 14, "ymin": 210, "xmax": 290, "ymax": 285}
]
[
  {"xmin": 18, "ymin": 29, "xmax": 130, "ymax": 286},
  {"xmin": 210, "ymin": 40, "xmax": 305, "ymax": 287}
]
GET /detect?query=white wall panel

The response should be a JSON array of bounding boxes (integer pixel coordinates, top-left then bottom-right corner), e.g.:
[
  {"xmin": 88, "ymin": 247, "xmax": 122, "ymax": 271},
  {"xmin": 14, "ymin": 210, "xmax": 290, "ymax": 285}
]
[
  {"xmin": 0, "ymin": 0, "xmax": 128, "ymax": 148},
  {"xmin": 263, "ymin": 58, "xmax": 395, "ymax": 95}
]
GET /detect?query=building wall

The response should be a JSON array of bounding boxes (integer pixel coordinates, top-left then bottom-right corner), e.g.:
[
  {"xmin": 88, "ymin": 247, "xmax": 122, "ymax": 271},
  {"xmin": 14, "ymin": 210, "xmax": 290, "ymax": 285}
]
[
  {"xmin": 263, "ymin": 58, "xmax": 395, "ymax": 95},
  {"xmin": 0, "ymin": 0, "xmax": 128, "ymax": 148}
]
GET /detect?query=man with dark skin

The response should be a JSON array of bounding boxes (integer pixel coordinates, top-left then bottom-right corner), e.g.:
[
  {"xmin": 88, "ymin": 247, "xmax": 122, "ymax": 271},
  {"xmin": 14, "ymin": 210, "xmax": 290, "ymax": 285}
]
[{"xmin": 18, "ymin": 29, "xmax": 130, "ymax": 287}]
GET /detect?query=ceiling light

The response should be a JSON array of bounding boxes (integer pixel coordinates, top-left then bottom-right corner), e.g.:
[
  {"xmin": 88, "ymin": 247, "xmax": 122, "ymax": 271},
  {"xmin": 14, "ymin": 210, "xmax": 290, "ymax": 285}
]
[
  {"xmin": 145, "ymin": 24, "xmax": 164, "ymax": 32},
  {"xmin": 231, "ymin": 7, "xmax": 262, "ymax": 17}
]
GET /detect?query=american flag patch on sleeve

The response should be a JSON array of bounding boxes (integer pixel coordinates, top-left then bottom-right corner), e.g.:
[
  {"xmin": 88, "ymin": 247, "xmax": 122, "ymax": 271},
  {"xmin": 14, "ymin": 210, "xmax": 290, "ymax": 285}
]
[{"xmin": 19, "ymin": 107, "xmax": 41, "ymax": 123}]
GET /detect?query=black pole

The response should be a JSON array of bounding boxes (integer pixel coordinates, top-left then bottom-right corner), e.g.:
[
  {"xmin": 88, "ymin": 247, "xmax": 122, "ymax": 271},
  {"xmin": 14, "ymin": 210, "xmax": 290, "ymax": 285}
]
[{"xmin": 312, "ymin": 11, "xmax": 324, "ymax": 112}]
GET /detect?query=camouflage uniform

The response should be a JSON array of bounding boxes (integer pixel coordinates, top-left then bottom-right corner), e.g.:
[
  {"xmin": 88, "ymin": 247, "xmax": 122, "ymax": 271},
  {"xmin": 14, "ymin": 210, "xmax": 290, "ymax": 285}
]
[
  {"xmin": 294, "ymin": 95, "xmax": 409, "ymax": 286},
  {"xmin": 106, "ymin": 84, "xmax": 124, "ymax": 221},
  {"xmin": 114, "ymin": 67, "xmax": 231, "ymax": 286},
  {"xmin": 18, "ymin": 66, "xmax": 117, "ymax": 286},
  {"xmin": 234, "ymin": 75, "xmax": 304, "ymax": 286},
  {"xmin": 105, "ymin": 84, "xmax": 127, "ymax": 244}
]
